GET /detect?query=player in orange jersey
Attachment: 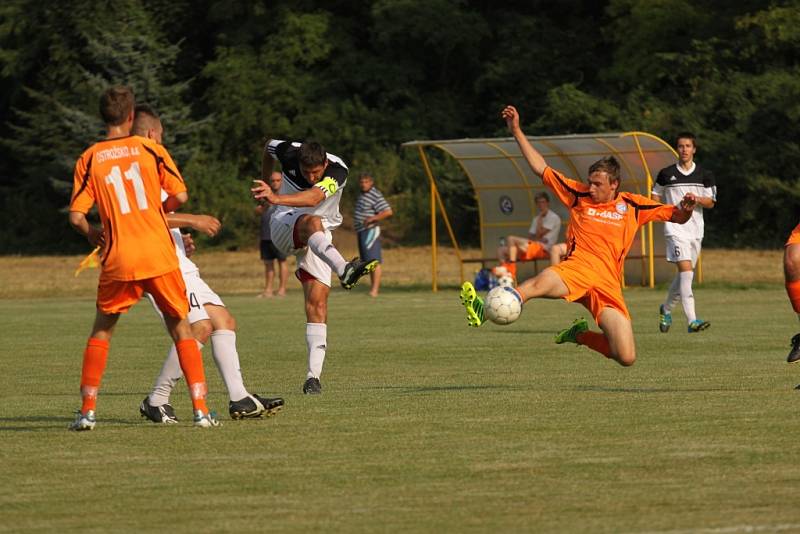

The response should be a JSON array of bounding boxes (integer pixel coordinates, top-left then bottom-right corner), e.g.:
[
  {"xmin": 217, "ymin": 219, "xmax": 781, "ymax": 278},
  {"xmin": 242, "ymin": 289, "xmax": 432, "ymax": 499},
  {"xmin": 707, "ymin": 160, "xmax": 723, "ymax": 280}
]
[
  {"xmin": 784, "ymin": 224, "xmax": 800, "ymax": 364},
  {"xmin": 460, "ymin": 105, "xmax": 697, "ymax": 367},
  {"xmin": 67, "ymin": 86, "xmax": 217, "ymax": 430}
]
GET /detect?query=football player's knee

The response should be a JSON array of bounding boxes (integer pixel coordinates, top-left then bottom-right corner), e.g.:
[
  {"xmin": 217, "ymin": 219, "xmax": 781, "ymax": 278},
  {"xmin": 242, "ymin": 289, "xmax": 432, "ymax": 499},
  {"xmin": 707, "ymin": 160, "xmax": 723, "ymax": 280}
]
[
  {"xmin": 191, "ymin": 320, "xmax": 213, "ymax": 344},
  {"xmin": 615, "ymin": 350, "xmax": 636, "ymax": 367}
]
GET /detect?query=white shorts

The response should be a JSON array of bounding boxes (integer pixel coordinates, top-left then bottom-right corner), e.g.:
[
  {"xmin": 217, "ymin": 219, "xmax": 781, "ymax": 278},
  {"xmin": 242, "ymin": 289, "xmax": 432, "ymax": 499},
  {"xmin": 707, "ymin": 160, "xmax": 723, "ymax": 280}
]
[
  {"xmin": 146, "ymin": 271, "xmax": 225, "ymax": 324},
  {"xmin": 665, "ymin": 235, "xmax": 702, "ymax": 266},
  {"xmin": 270, "ymin": 209, "xmax": 333, "ymax": 287}
]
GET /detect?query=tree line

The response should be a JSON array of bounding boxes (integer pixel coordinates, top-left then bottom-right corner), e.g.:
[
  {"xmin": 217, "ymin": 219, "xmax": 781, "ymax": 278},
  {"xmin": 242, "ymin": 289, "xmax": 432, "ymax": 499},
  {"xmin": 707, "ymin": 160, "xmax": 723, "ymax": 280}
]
[{"xmin": 0, "ymin": 0, "xmax": 798, "ymax": 253}]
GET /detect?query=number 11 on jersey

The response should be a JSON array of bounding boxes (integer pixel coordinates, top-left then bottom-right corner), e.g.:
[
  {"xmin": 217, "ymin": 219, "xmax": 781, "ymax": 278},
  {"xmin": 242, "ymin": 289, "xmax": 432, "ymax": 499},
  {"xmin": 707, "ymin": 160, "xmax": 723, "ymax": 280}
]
[{"xmin": 105, "ymin": 162, "xmax": 148, "ymax": 214}]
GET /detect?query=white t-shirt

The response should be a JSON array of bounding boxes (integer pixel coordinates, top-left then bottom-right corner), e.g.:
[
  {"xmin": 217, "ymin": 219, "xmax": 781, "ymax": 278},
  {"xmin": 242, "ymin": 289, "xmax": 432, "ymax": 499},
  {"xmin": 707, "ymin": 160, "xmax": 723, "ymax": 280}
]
[{"xmin": 527, "ymin": 209, "xmax": 562, "ymax": 251}]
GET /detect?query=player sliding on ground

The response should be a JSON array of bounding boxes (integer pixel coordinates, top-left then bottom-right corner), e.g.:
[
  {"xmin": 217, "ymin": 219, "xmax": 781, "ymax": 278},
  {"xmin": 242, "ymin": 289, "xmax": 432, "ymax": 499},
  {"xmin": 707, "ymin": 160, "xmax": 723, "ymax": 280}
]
[{"xmin": 460, "ymin": 105, "xmax": 698, "ymax": 367}]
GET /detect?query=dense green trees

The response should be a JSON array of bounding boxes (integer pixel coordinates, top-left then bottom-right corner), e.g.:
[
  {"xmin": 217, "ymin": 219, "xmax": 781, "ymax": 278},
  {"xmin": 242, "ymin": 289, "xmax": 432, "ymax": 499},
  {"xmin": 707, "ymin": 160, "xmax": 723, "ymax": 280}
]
[{"xmin": 1, "ymin": 0, "xmax": 797, "ymax": 253}]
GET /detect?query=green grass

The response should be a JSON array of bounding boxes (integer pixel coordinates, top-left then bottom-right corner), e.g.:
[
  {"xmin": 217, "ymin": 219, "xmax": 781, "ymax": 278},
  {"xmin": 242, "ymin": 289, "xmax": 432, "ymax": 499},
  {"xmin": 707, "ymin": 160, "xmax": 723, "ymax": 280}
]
[{"xmin": 2, "ymin": 286, "xmax": 800, "ymax": 532}]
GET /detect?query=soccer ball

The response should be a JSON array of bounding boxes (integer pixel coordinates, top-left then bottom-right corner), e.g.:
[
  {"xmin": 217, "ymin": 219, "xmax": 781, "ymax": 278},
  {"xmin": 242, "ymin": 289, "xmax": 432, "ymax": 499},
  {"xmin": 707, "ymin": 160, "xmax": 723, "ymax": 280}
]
[
  {"xmin": 484, "ymin": 286, "xmax": 522, "ymax": 325},
  {"xmin": 496, "ymin": 274, "xmax": 515, "ymax": 288}
]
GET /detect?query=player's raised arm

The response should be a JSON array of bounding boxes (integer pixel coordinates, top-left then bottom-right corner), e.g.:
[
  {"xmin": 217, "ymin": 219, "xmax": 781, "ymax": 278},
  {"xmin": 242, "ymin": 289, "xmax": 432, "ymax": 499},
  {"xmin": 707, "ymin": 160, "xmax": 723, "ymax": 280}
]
[
  {"xmin": 502, "ymin": 105, "xmax": 547, "ymax": 177},
  {"xmin": 669, "ymin": 192, "xmax": 697, "ymax": 224}
]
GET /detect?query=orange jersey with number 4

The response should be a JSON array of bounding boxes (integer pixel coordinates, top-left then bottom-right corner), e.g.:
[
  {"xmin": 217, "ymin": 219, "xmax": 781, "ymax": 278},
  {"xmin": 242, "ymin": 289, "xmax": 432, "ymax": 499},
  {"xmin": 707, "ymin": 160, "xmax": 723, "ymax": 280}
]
[
  {"xmin": 542, "ymin": 167, "xmax": 676, "ymax": 283},
  {"xmin": 70, "ymin": 135, "xmax": 186, "ymax": 281}
]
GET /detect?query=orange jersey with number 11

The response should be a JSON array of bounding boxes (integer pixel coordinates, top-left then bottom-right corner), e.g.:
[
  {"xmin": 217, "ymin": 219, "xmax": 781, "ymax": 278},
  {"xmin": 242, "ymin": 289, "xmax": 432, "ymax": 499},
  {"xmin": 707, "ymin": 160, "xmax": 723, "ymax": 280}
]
[{"xmin": 70, "ymin": 135, "xmax": 186, "ymax": 281}]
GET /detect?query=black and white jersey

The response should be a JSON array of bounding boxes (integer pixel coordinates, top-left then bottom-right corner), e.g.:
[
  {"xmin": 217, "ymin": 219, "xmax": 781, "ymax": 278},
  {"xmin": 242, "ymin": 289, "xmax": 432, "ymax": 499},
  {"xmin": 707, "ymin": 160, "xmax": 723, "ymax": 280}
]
[
  {"xmin": 652, "ymin": 162, "xmax": 716, "ymax": 239},
  {"xmin": 267, "ymin": 139, "xmax": 348, "ymax": 230}
]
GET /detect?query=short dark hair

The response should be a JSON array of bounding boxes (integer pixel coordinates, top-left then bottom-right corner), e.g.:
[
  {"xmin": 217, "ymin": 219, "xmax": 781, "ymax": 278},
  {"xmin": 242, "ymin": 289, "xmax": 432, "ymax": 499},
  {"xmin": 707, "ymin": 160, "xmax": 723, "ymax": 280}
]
[
  {"xmin": 588, "ymin": 156, "xmax": 621, "ymax": 184},
  {"xmin": 99, "ymin": 86, "xmax": 135, "ymax": 126},
  {"xmin": 534, "ymin": 192, "xmax": 550, "ymax": 202},
  {"xmin": 359, "ymin": 172, "xmax": 373, "ymax": 180},
  {"xmin": 132, "ymin": 104, "xmax": 160, "ymax": 136},
  {"xmin": 299, "ymin": 140, "xmax": 327, "ymax": 167},
  {"xmin": 675, "ymin": 131, "xmax": 696, "ymax": 148}
]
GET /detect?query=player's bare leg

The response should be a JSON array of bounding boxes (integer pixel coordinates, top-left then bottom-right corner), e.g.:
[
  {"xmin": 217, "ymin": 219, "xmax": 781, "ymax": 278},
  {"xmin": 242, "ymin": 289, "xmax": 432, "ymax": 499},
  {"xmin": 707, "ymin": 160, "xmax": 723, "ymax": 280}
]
[
  {"xmin": 596, "ymin": 308, "xmax": 636, "ymax": 366},
  {"xmin": 515, "ymin": 268, "xmax": 570, "ymax": 301},
  {"xmin": 277, "ymin": 259, "xmax": 288, "ymax": 296},
  {"xmin": 369, "ymin": 264, "xmax": 382, "ymax": 297},
  {"xmin": 260, "ymin": 260, "xmax": 275, "ymax": 298},
  {"xmin": 784, "ymin": 243, "xmax": 800, "ymax": 364},
  {"xmin": 302, "ymin": 279, "xmax": 329, "ymax": 394}
]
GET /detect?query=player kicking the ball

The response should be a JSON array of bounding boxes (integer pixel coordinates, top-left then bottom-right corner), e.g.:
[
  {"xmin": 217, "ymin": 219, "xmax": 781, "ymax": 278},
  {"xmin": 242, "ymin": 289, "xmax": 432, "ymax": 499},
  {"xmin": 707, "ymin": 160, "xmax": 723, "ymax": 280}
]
[
  {"xmin": 133, "ymin": 105, "xmax": 284, "ymax": 422},
  {"xmin": 252, "ymin": 139, "xmax": 377, "ymax": 394},
  {"xmin": 460, "ymin": 105, "xmax": 697, "ymax": 367}
]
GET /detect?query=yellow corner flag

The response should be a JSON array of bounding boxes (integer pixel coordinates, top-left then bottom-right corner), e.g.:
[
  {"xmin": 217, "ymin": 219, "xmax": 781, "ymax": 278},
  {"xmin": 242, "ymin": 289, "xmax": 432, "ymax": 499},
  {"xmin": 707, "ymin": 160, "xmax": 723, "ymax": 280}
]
[{"xmin": 74, "ymin": 246, "xmax": 101, "ymax": 277}]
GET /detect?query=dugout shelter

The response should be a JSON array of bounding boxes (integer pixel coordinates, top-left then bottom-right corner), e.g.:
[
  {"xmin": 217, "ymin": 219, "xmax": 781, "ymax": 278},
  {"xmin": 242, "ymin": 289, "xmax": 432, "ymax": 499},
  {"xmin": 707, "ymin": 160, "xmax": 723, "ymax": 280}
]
[{"xmin": 403, "ymin": 133, "xmax": 697, "ymax": 291}]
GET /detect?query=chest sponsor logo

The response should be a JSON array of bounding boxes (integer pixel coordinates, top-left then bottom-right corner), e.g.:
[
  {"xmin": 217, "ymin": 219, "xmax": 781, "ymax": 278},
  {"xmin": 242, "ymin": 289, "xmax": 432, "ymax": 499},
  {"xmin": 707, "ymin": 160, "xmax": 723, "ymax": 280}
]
[
  {"xmin": 615, "ymin": 202, "xmax": 627, "ymax": 214},
  {"xmin": 586, "ymin": 207, "xmax": 623, "ymax": 220}
]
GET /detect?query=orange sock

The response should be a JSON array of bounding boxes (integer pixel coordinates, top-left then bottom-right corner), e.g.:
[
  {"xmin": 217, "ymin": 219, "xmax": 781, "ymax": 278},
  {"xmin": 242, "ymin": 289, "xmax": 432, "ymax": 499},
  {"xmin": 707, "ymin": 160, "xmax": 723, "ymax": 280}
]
[
  {"xmin": 576, "ymin": 331, "xmax": 612, "ymax": 358},
  {"xmin": 80, "ymin": 338, "xmax": 109, "ymax": 413},
  {"xmin": 175, "ymin": 338, "xmax": 209, "ymax": 413},
  {"xmin": 787, "ymin": 280, "xmax": 800, "ymax": 314}
]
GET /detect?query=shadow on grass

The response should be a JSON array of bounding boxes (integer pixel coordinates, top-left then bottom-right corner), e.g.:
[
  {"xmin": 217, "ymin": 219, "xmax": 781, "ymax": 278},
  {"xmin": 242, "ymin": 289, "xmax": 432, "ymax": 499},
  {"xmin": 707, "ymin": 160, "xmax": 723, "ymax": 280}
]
[
  {"xmin": 0, "ymin": 416, "xmax": 136, "ymax": 431},
  {"xmin": 575, "ymin": 385, "xmax": 740, "ymax": 394},
  {"xmin": 366, "ymin": 384, "xmax": 530, "ymax": 394}
]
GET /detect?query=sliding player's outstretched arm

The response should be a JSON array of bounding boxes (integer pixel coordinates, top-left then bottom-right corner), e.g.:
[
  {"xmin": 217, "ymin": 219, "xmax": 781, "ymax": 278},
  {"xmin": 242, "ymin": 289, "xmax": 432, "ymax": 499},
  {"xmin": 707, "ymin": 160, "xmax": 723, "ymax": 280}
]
[{"xmin": 502, "ymin": 105, "xmax": 547, "ymax": 177}]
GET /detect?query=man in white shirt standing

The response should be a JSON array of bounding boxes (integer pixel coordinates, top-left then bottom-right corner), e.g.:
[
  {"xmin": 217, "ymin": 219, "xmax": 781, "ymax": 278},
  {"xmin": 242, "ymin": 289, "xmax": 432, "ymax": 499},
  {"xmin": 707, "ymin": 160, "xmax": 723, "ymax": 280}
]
[
  {"xmin": 497, "ymin": 192, "xmax": 562, "ymax": 281},
  {"xmin": 652, "ymin": 132, "xmax": 717, "ymax": 333}
]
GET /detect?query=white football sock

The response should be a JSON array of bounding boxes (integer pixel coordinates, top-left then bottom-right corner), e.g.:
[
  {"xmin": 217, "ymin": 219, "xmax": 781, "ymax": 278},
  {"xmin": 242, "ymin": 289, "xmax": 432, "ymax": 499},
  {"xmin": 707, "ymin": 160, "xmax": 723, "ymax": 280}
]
[
  {"xmin": 306, "ymin": 322, "xmax": 327, "ymax": 379},
  {"xmin": 149, "ymin": 340, "xmax": 202, "ymax": 406},
  {"xmin": 210, "ymin": 329, "xmax": 249, "ymax": 401},
  {"xmin": 663, "ymin": 274, "xmax": 681, "ymax": 313},
  {"xmin": 679, "ymin": 271, "xmax": 696, "ymax": 323},
  {"xmin": 307, "ymin": 232, "xmax": 347, "ymax": 277}
]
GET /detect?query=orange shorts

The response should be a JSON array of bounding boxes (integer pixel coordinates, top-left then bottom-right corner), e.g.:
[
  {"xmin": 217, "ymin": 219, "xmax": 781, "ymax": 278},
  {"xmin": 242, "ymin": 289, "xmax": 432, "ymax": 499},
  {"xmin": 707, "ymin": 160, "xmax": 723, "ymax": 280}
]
[
  {"xmin": 549, "ymin": 262, "xmax": 630, "ymax": 324},
  {"xmin": 520, "ymin": 241, "xmax": 549, "ymax": 261},
  {"xmin": 786, "ymin": 223, "xmax": 800, "ymax": 247},
  {"xmin": 97, "ymin": 269, "xmax": 189, "ymax": 318}
]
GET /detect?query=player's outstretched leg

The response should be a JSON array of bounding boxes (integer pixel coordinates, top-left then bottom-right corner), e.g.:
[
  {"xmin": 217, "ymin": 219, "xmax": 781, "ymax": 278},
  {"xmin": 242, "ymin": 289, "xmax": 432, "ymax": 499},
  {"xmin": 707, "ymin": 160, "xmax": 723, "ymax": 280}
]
[
  {"xmin": 554, "ymin": 318, "xmax": 589, "ymax": 344},
  {"xmin": 340, "ymin": 258, "xmax": 379, "ymax": 289},
  {"xmin": 460, "ymin": 281, "xmax": 485, "ymax": 327},
  {"xmin": 787, "ymin": 333, "xmax": 800, "ymax": 364},
  {"xmin": 229, "ymin": 394, "xmax": 284, "ymax": 419},
  {"xmin": 687, "ymin": 319, "xmax": 710, "ymax": 333}
]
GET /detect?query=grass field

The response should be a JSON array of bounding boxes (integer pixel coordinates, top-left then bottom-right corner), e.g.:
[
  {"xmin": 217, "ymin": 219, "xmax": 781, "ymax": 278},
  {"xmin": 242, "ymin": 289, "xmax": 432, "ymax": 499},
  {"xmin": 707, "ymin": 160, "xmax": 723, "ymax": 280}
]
[
  {"xmin": 2, "ymin": 249, "xmax": 799, "ymax": 532},
  {"xmin": 3, "ymin": 271, "xmax": 800, "ymax": 532}
]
